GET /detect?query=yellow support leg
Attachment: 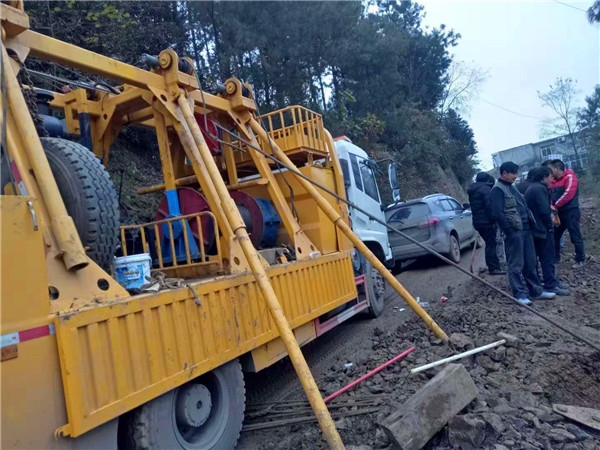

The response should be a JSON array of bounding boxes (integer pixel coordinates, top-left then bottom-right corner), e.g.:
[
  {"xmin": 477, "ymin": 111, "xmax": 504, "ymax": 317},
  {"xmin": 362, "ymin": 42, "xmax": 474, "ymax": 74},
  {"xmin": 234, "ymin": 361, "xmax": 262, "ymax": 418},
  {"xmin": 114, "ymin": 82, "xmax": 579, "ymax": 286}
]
[
  {"xmin": 248, "ymin": 118, "xmax": 450, "ymax": 343},
  {"xmin": 175, "ymin": 95, "xmax": 345, "ymax": 450},
  {"xmin": 2, "ymin": 43, "xmax": 88, "ymax": 271}
]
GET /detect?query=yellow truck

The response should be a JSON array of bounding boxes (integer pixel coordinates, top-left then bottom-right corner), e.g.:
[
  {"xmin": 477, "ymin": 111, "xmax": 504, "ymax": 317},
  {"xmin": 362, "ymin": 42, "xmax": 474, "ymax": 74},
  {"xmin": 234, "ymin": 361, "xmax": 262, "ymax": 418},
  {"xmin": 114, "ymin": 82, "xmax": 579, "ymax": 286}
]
[{"xmin": 1, "ymin": 3, "xmax": 447, "ymax": 448}]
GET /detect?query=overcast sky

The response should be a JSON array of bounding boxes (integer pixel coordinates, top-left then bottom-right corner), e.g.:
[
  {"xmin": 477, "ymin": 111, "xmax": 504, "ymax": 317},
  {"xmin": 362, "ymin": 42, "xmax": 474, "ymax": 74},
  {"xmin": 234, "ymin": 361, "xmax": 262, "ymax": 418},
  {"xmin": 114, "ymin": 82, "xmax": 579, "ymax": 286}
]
[{"xmin": 418, "ymin": 0, "xmax": 600, "ymax": 170}]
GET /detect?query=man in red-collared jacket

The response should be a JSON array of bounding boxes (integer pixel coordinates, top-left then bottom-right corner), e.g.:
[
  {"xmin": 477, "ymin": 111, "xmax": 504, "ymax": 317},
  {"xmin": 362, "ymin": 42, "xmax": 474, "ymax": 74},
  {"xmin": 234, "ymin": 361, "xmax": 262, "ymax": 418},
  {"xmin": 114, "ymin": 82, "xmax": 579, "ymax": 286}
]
[{"xmin": 548, "ymin": 159, "xmax": 585, "ymax": 268}]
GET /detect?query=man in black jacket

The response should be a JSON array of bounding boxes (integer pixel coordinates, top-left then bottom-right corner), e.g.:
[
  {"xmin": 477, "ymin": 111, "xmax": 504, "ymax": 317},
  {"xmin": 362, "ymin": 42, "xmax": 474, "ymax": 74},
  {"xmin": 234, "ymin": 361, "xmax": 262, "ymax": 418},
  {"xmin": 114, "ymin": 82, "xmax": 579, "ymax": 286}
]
[
  {"xmin": 516, "ymin": 168, "xmax": 536, "ymax": 195},
  {"xmin": 468, "ymin": 172, "xmax": 504, "ymax": 275},
  {"xmin": 524, "ymin": 167, "xmax": 570, "ymax": 296},
  {"xmin": 490, "ymin": 162, "xmax": 556, "ymax": 305}
]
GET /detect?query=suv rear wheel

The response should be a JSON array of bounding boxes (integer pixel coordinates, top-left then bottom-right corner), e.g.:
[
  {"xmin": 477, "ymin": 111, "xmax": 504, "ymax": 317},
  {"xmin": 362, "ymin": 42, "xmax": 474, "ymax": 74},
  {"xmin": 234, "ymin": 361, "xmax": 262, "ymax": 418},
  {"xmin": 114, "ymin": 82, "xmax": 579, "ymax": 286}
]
[{"xmin": 447, "ymin": 234, "xmax": 461, "ymax": 263}]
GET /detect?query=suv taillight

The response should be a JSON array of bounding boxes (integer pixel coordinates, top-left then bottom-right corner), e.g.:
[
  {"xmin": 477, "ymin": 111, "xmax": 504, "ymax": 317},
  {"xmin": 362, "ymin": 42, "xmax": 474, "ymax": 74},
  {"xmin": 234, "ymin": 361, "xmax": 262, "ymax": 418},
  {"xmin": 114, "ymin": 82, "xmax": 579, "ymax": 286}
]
[{"xmin": 418, "ymin": 217, "xmax": 440, "ymax": 228}]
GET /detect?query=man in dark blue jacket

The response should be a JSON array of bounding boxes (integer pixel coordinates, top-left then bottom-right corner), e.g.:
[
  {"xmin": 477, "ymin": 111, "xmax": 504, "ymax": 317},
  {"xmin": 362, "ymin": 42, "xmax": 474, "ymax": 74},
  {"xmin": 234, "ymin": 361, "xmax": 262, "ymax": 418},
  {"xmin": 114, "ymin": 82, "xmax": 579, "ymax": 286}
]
[
  {"xmin": 516, "ymin": 168, "xmax": 536, "ymax": 195},
  {"xmin": 467, "ymin": 172, "xmax": 504, "ymax": 275},
  {"xmin": 489, "ymin": 162, "xmax": 556, "ymax": 305},
  {"xmin": 524, "ymin": 167, "xmax": 570, "ymax": 296}
]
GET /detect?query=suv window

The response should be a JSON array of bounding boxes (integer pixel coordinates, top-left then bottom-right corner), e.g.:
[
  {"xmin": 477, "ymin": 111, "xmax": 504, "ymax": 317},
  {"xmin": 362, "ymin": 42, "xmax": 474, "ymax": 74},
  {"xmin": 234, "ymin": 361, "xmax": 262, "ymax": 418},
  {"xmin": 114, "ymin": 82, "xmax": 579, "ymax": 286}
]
[
  {"xmin": 349, "ymin": 154, "xmax": 363, "ymax": 191},
  {"xmin": 438, "ymin": 199, "xmax": 454, "ymax": 212},
  {"xmin": 387, "ymin": 203, "xmax": 429, "ymax": 222},
  {"xmin": 446, "ymin": 198, "xmax": 463, "ymax": 211},
  {"xmin": 360, "ymin": 163, "xmax": 380, "ymax": 202},
  {"xmin": 430, "ymin": 198, "xmax": 447, "ymax": 213}
]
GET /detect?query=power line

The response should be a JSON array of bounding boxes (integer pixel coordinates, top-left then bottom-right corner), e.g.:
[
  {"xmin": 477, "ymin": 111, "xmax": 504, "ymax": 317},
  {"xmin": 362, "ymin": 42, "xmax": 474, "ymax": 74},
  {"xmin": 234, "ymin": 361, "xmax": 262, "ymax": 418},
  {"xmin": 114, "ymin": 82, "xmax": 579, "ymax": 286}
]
[
  {"xmin": 551, "ymin": 0, "xmax": 588, "ymax": 13},
  {"xmin": 474, "ymin": 96, "xmax": 544, "ymax": 120}
]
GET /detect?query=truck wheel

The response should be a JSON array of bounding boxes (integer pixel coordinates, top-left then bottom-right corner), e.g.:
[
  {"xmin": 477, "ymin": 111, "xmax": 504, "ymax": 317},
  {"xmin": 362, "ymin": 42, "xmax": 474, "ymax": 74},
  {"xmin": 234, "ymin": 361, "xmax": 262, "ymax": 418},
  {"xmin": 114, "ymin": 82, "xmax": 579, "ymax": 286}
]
[
  {"xmin": 364, "ymin": 258, "xmax": 386, "ymax": 318},
  {"xmin": 41, "ymin": 138, "xmax": 119, "ymax": 270},
  {"xmin": 124, "ymin": 359, "xmax": 245, "ymax": 450}
]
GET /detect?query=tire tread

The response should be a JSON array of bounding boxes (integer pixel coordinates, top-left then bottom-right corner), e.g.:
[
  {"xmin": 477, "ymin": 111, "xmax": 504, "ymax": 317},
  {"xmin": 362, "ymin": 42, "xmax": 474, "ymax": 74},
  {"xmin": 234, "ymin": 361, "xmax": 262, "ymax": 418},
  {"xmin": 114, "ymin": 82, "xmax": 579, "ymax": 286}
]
[{"xmin": 41, "ymin": 138, "xmax": 119, "ymax": 269}]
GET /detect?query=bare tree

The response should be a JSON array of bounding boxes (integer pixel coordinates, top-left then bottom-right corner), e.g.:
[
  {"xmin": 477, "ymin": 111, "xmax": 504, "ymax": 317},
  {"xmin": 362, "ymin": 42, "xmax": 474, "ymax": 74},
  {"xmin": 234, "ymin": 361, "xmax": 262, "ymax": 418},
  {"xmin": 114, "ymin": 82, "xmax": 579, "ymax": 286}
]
[
  {"xmin": 440, "ymin": 60, "xmax": 489, "ymax": 117},
  {"xmin": 537, "ymin": 77, "xmax": 582, "ymax": 168},
  {"xmin": 588, "ymin": 1, "xmax": 600, "ymax": 23}
]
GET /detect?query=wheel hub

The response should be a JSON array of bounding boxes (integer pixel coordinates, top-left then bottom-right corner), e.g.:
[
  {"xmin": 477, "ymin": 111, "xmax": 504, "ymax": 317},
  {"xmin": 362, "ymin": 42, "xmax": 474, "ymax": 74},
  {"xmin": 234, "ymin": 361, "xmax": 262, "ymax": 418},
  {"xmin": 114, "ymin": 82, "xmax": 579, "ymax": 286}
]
[
  {"xmin": 176, "ymin": 384, "xmax": 212, "ymax": 428},
  {"xmin": 452, "ymin": 239, "xmax": 460, "ymax": 258}
]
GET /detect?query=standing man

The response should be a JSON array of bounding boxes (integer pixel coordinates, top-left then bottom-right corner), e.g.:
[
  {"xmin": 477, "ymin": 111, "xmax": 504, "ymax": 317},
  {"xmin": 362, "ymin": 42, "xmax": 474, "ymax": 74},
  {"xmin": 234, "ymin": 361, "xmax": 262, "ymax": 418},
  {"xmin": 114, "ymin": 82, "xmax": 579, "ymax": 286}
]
[
  {"xmin": 548, "ymin": 160, "xmax": 585, "ymax": 268},
  {"xmin": 468, "ymin": 172, "xmax": 504, "ymax": 275},
  {"xmin": 489, "ymin": 162, "xmax": 556, "ymax": 305},
  {"xmin": 524, "ymin": 167, "xmax": 570, "ymax": 295},
  {"xmin": 516, "ymin": 168, "xmax": 536, "ymax": 195}
]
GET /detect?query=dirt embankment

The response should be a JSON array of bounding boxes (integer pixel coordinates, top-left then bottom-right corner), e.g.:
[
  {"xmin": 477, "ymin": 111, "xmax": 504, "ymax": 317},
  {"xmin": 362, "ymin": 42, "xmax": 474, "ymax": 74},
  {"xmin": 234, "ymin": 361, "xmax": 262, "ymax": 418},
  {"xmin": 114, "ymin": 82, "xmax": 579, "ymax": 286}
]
[
  {"xmin": 241, "ymin": 198, "xmax": 600, "ymax": 450},
  {"xmin": 575, "ymin": 197, "xmax": 600, "ymax": 257},
  {"xmin": 106, "ymin": 131, "xmax": 164, "ymax": 225}
]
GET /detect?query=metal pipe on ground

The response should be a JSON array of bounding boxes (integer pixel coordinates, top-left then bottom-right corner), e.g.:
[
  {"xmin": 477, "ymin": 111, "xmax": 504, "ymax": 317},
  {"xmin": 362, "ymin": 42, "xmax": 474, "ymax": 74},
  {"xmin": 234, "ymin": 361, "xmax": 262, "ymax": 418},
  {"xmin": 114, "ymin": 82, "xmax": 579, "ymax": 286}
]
[
  {"xmin": 248, "ymin": 118, "xmax": 450, "ymax": 344},
  {"xmin": 324, "ymin": 347, "xmax": 415, "ymax": 403},
  {"xmin": 410, "ymin": 339, "xmax": 506, "ymax": 374},
  {"xmin": 242, "ymin": 407, "xmax": 382, "ymax": 433},
  {"xmin": 175, "ymin": 94, "xmax": 344, "ymax": 450}
]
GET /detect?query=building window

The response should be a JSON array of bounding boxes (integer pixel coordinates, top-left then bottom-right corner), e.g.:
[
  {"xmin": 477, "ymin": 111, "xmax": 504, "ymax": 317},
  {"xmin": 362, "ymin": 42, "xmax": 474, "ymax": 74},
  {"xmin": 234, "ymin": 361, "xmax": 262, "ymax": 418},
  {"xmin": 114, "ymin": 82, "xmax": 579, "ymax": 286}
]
[
  {"xmin": 565, "ymin": 153, "xmax": 588, "ymax": 169},
  {"xmin": 540, "ymin": 144, "xmax": 555, "ymax": 157}
]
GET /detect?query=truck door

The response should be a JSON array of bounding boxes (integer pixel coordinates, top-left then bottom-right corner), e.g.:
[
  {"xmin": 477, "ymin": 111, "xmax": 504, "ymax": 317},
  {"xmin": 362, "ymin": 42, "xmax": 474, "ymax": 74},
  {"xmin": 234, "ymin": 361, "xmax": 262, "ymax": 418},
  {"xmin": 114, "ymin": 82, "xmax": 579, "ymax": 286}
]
[{"xmin": 347, "ymin": 153, "xmax": 389, "ymax": 259}]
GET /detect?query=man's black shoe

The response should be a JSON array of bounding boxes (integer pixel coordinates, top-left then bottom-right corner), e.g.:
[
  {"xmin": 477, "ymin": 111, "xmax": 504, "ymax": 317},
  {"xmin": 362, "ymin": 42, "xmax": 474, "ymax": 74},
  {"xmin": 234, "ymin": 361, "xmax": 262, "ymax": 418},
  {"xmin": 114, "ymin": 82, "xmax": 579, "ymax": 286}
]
[{"xmin": 489, "ymin": 269, "xmax": 507, "ymax": 275}]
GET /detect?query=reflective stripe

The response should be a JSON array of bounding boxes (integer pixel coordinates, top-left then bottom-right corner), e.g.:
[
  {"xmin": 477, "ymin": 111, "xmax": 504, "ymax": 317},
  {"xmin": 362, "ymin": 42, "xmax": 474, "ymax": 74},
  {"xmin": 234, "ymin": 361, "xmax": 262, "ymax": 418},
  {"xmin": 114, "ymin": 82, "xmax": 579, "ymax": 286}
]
[
  {"xmin": 0, "ymin": 333, "xmax": 19, "ymax": 348},
  {"xmin": 0, "ymin": 325, "xmax": 55, "ymax": 348},
  {"xmin": 556, "ymin": 174, "xmax": 573, "ymax": 208}
]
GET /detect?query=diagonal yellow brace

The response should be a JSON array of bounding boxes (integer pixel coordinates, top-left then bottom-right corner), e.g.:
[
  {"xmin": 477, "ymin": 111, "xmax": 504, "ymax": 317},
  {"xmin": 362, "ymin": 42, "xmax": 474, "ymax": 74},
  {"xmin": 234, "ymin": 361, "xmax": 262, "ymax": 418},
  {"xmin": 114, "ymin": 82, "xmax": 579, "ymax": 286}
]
[
  {"xmin": 2, "ymin": 43, "xmax": 88, "ymax": 271},
  {"xmin": 248, "ymin": 118, "xmax": 450, "ymax": 343},
  {"xmin": 175, "ymin": 94, "xmax": 345, "ymax": 449}
]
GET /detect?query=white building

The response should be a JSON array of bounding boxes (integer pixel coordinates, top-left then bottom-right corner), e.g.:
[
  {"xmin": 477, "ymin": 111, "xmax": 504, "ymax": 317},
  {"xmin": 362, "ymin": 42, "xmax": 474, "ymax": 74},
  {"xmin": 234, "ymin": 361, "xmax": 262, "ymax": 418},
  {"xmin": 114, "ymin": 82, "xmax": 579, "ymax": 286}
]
[{"xmin": 491, "ymin": 132, "xmax": 589, "ymax": 179}]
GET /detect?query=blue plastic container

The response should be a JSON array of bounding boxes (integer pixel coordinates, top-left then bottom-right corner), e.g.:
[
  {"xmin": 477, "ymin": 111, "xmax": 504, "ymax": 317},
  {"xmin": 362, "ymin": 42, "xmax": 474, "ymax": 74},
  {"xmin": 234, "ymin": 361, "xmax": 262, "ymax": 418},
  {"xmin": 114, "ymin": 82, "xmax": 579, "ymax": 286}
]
[{"xmin": 112, "ymin": 253, "xmax": 151, "ymax": 290}]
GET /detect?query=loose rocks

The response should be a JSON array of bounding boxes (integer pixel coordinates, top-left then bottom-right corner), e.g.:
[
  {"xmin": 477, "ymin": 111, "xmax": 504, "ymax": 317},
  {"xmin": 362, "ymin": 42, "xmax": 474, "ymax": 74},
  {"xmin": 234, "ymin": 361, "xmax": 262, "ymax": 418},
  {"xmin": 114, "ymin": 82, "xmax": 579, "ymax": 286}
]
[{"xmin": 448, "ymin": 414, "xmax": 486, "ymax": 450}]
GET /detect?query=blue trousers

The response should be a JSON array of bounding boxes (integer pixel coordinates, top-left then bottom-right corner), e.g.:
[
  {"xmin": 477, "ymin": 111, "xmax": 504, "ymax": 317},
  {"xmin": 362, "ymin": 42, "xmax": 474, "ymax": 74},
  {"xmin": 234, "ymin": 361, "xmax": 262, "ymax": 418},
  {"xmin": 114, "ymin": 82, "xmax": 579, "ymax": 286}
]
[
  {"xmin": 504, "ymin": 230, "xmax": 543, "ymax": 299},
  {"xmin": 533, "ymin": 232, "xmax": 559, "ymax": 290}
]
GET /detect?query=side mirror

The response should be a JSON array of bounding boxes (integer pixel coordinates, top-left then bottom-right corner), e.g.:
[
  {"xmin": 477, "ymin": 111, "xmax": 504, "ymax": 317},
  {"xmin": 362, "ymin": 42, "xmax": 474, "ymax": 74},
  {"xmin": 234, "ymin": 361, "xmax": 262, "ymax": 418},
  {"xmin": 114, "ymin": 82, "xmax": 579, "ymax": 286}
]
[
  {"xmin": 462, "ymin": 202, "xmax": 470, "ymax": 210},
  {"xmin": 362, "ymin": 159, "xmax": 380, "ymax": 174},
  {"xmin": 388, "ymin": 163, "xmax": 400, "ymax": 202}
]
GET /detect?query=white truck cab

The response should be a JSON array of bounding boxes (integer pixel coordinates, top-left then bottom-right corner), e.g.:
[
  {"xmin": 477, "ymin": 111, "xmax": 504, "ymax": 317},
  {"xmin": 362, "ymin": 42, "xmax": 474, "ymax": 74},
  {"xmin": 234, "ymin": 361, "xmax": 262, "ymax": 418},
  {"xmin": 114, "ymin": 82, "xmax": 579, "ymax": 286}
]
[{"xmin": 334, "ymin": 137, "xmax": 397, "ymax": 266}]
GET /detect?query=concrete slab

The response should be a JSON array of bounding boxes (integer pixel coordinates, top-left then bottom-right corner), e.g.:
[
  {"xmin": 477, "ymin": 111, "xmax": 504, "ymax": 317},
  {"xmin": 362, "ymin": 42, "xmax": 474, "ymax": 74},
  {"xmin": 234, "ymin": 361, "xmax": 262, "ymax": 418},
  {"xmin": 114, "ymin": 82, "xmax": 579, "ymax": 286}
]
[{"xmin": 379, "ymin": 364, "xmax": 478, "ymax": 450}]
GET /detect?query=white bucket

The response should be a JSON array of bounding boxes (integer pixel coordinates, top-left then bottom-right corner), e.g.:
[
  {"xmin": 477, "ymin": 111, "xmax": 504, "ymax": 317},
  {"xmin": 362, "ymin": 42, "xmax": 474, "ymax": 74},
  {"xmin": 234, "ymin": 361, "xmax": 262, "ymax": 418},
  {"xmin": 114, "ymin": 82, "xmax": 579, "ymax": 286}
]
[{"xmin": 112, "ymin": 253, "xmax": 151, "ymax": 290}]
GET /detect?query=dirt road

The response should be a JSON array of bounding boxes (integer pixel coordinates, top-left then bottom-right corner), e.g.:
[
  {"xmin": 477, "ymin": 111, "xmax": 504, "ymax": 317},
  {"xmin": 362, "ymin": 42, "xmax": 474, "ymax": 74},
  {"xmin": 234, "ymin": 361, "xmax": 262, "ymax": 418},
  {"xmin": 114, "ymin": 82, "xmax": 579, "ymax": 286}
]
[
  {"xmin": 238, "ymin": 207, "xmax": 600, "ymax": 450},
  {"xmin": 237, "ymin": 247, "xmax": 486, "ymax": 449}
]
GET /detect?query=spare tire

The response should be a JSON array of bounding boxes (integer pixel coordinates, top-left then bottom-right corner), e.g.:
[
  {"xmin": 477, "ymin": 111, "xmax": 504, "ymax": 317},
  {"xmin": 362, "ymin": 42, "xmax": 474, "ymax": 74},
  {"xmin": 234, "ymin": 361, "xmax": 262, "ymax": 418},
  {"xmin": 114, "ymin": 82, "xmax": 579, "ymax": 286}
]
[{"xmin": 41, "ymin": 138, "xmax": 119, "ymax": 270}]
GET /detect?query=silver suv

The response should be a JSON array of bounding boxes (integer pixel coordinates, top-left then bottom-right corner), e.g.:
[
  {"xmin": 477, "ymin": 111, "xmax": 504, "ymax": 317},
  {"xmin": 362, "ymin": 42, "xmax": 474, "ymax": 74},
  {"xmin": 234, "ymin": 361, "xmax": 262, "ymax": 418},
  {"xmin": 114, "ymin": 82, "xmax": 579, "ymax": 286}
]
[{"xmin": 385, "ymin": 194, "xmax": 476, "ymax": 267}]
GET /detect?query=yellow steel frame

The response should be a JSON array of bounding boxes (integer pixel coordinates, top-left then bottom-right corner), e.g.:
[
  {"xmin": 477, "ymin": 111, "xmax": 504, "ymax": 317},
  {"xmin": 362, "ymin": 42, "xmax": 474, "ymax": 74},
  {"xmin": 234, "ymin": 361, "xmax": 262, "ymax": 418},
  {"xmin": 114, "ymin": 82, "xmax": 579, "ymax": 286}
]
[
  {"xmin": 2, "ymin": 5, "xmax": 349, "ymax": 447},
  {"xmin": 54, "ymin": 252, "xmax": 355, "ymax": 437},
  {"xmin": 2, "ymin": 4, "xmax": 447, "ymax": 448},
  {"xmin": 119, "ymin": 211, "xmax": 224, "ymax": 277}
]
